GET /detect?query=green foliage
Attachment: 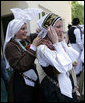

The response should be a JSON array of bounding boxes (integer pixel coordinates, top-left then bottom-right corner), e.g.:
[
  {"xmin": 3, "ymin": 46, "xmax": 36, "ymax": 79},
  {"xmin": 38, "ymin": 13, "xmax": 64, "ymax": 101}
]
[{"xmin": 71, "ymin": 1, "xmax": 84, "ymax": 24}]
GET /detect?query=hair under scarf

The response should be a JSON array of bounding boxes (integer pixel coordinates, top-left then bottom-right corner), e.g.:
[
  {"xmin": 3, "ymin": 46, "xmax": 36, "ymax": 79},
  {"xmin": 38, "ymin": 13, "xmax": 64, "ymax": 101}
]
[{"xmin": 3, "ymin": 8, "xmax": 43, "ymax": 69}]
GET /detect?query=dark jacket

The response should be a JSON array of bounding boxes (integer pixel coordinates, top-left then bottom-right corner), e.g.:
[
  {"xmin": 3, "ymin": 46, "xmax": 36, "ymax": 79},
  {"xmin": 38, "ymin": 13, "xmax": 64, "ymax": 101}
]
[
  {"xmin": 5, "ymin": 33, "xmax": 40, "ymax": 102},
  {"xmin": 68, "ymin": 27, "xmax": 76, "ymax": 43}
]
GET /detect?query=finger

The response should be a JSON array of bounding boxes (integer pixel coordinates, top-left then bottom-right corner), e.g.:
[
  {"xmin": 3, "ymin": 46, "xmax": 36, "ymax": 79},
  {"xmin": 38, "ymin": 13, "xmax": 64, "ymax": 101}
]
[
  {"xmin": 37, "ymin": 36, "xmax": 42, "ymax": 40},
  {"xmin": 49, "ymin": 26, "xmax": 53, "ymax": 34},
  {"xmin": 37, "ymin": 35, "xmax": 42, "ymax": 38},
  {"xmin": 48, "ymin": 26, "xmax": 51, "ymax": 30},
  {"xmin": 51, "ymin": 27, "xmax": 56, "ymax": 33},
  {"xmin": 48, "ymin": 27, "xmax": 51, "ymax": 32},
  {"xmin": 38, "ymin": 38, "xmax": 43, "ymax": 42},
  {"xmin": 50, "ymin": 26, "xmax": 56, "ymax": 34}
]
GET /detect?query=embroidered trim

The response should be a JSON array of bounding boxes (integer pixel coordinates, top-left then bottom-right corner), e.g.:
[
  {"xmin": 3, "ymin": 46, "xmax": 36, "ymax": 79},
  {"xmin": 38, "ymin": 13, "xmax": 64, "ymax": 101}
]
[
  {"xmin": 12, "ymin": 39, "xmax": 36, "ymax": 57},
  {"xmin": 42, "ymin": 13, "xmax": 60, "ymax": 29}
]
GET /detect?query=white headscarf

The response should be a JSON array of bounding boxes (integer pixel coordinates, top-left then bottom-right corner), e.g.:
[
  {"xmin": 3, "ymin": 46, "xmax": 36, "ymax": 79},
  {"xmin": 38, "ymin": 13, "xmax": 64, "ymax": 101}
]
[
  {"xmin": 3, "ymin": 8, "xmax": 43, "ymax": 69},
  {"xmin": 11, "ymin": 8, "xmax": 43, "ymax": 21},
  {"xmin": 37, "ymin": 13, "xmax": 62, "ymax": 38}
]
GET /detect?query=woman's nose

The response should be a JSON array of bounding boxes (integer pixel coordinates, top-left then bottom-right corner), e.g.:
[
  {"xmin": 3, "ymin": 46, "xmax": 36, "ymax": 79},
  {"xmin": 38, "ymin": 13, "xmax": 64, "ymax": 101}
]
[{"xmin": 59, "ymin": 27, "xmax": 63, "ymax": 32}]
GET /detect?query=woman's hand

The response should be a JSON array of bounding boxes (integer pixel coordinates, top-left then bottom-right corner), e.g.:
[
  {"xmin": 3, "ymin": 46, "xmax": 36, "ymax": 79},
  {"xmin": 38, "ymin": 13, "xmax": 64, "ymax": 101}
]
[
  {"xmin": 32, "ymin": 36, "xmax": 42, "ymax": 47},
  {"xmin": 47, "ymin": 26, "xmax": 58, "ymax": 44}
]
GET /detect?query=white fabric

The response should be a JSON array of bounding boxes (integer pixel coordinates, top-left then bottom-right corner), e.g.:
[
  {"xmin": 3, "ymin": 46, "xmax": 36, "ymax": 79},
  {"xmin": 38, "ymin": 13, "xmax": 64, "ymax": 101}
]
[
  {"xmin": 3, "ymin": 8, "xmax": 43, "ymax": 69},
  {"xmin": 80, "ymin": 48, "xmax": 84, "ymax": 63},
  {"xmin": 37, "ymin": 14, "xmax": 48, "ymax": 30},
  {"xmin": 37, "ymin": 28, "xmax": 47, "ymax": 39},
  {"xmin": 80, "ymin": 33, "xmax": 84, "ymax": 63},
  {"xmin": 37, "ymin": 44, "xmax": 73, "ymax": 98},
  {"xmin": 11, "ymin": 8, "xmax": 43, "ymax": 21},
  {"xmin": 23, "ymin": 69, "xmax": 38, "ymax": 87},
  {"xmin": 37, "ymin": 14, "xmax": 48, "ymax": 38},
  {"xmin": 61, "ymin": 40, "xmax": 79, "ymax": 63},
  {"xmin": 71, "ymin": 26, "xmax": 83, "ymax": 74},
  {"xmin": 53, "ymin": 42, "xmax": 73, "ymax": 71},
  {"xmin": 71, "ymin": 43, "xmax": 82, "ymax": 75},
  {"xmin": 75, "ymin": 55, "xmax": 82, "ymax": 75},
  {"xmin": 74, "ymin": 28, "xmax": 83, "ymax": 51},
  {"xmin": 37, "ymin": 13, "xmax": 62, "ymax": 38},
  {"xmin": 24, "ymin": 8, "xmax": 43, "ymax": 20},
  {"xmin": 30, "ymin": 44, "xmax": 37, "ymax": 51},
  {"xmin": 24, "ymin": 77, "xmax": 35, "ymax": 87},
  {"xmin": 82, "ymin": 34, "xmax": 84, "ymax": 45},
  {"xmin": 37, "ymin": 44, "xmax": 72, "ymax": 73},
  {"xmin": 58, "ymin": 73, "xmax": 72, "ymax": 98}
]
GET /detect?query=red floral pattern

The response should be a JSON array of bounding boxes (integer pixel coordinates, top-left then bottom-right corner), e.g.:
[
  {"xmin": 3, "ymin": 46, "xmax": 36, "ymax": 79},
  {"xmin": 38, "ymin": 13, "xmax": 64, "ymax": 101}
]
[{"xmin": 26, "ymin": 45, "xmax": 30, "ymax": 50}]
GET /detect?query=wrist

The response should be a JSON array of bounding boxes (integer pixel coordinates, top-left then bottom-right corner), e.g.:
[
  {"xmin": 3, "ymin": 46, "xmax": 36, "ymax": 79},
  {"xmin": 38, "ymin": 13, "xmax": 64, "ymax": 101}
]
[
  {"xmin": 53, "ymin": 41, "xmax": 59, "ymax": 45},
  {"xmin": 52, "ymin": 40, "xmax": 58, "ymax": 44},
  {"xmin": 30, "ymin": 44, "xmax": 37, "ymax": 51}
]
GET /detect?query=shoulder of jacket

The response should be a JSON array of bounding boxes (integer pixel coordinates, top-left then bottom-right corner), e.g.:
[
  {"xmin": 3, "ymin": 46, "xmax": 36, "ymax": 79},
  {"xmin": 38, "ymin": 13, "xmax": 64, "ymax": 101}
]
[{"xmin": 6, "ymin": 39, "xmax": 22, "ymax": 51}]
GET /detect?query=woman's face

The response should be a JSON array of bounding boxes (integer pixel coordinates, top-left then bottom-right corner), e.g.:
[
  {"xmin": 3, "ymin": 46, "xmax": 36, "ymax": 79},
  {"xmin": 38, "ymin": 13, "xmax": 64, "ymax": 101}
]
[
  {"xmin": 15, "ymin": 23, "xmax": 28, "ymax": 40},
  {"xmin": 53, "ymin": 20, "xmax": 63, "ymax": 41}
]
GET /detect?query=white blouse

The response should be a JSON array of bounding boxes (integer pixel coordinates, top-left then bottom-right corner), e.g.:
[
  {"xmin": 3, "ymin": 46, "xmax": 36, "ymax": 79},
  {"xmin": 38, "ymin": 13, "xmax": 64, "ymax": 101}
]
[
  {"xmin": 37, "ymin": 40, "xmax": 79, "ymax": 98},
  {"xmin": 74, "ymin": 26, "xmax": 83, "ymax": 50}
]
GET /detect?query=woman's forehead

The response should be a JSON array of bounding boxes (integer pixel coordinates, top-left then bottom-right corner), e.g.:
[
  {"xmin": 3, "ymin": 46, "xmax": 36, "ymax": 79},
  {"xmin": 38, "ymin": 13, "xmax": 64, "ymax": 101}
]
[{"xmin": 55, "ymin": 20, "xmax": 62, "ymax": 25}]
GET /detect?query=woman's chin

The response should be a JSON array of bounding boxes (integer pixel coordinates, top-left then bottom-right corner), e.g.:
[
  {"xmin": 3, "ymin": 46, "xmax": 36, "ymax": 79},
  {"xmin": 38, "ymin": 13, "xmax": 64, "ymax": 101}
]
[
  {"xmin": 58, "ymin": 38, "xmax": 63, "ymax": 42},
  {"xmin": 22, "ymin": 36, "xmax": 27, "ymax": 40}
]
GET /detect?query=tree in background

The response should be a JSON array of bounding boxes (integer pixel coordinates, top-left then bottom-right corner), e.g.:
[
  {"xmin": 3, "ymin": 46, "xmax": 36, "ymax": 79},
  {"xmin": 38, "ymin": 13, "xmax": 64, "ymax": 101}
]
[{"xmin": 71, "ymin": 1, "xmax": 84, "ymax": 24}]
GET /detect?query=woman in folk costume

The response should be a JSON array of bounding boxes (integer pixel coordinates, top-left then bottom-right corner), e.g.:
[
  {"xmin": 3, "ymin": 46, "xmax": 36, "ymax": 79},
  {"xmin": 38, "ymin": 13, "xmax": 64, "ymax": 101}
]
[
  {"xmin": 67, "ymin": 26, "xmax": 84, "ymax": 100},
  {"xmin": 68, "ymin": 18, "xmax": 83, "ymax": 76},
  {"xmin": 78, "ymin": 27, "xmax": 84, "ymax": 100},
  {"xmin": 35, "ymin": 13, "xmax": 80, "ymax": 102},
  {"xmin": 3, "ymin": 8, "xmax": 43, "ymax": 102}
]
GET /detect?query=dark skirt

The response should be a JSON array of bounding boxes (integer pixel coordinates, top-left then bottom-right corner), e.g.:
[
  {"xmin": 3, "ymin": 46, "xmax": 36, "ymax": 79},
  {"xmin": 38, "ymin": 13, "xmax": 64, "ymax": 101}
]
[
  {"xmin": 40, "ymin": 76, "xmax": 78, "ymax": 102},
  {"xmin": 8, "ymin": 72, "xmax": 40, "ymax": 102}
]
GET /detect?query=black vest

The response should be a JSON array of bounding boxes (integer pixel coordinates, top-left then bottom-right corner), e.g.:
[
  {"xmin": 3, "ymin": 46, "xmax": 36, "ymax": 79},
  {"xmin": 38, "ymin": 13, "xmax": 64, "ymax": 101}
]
[{"xmin": 68, "ymin": 27, "xmax": 76, "ymax": 43}]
